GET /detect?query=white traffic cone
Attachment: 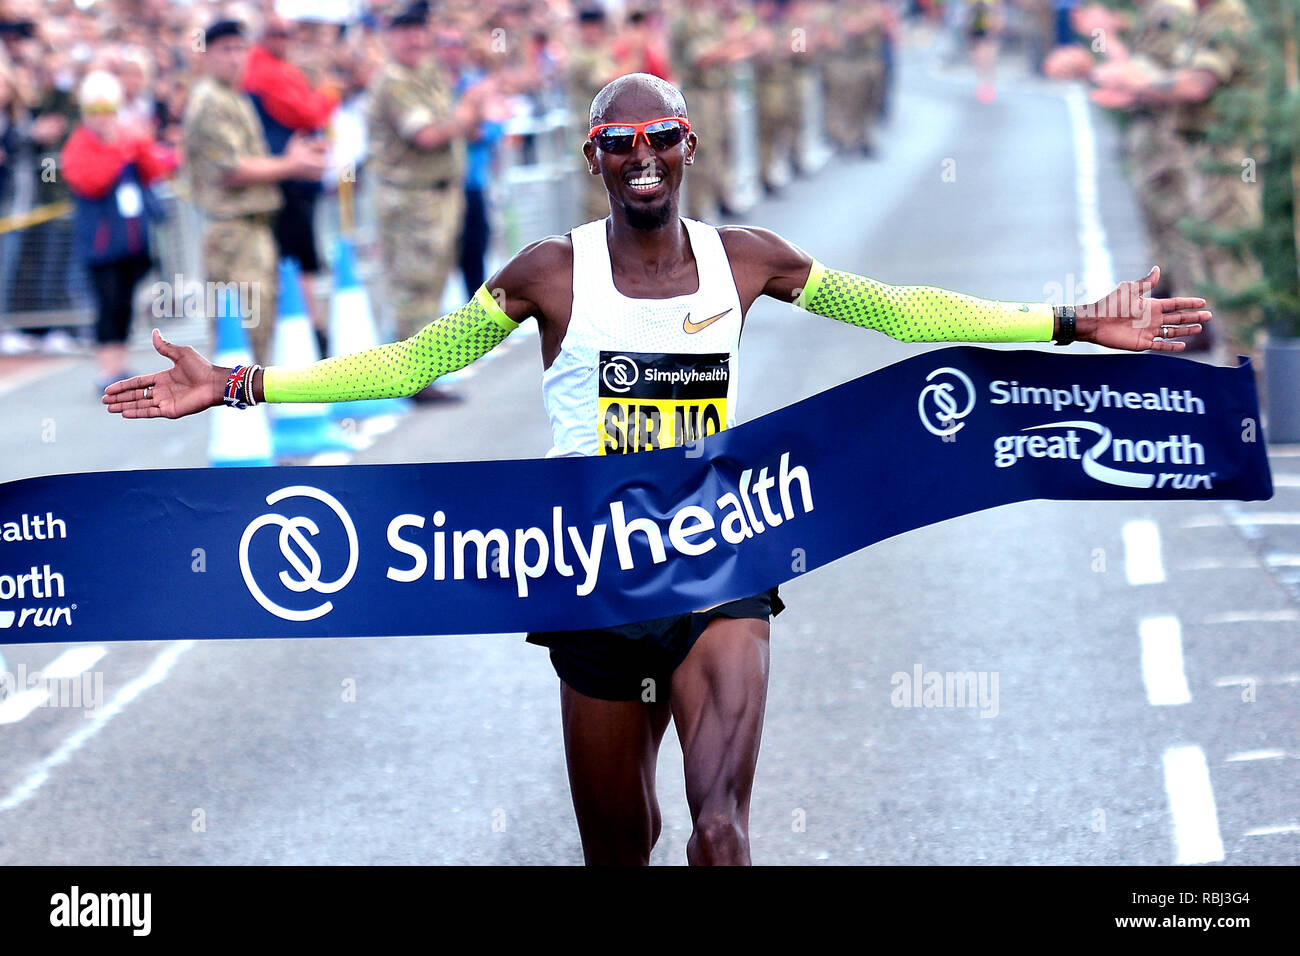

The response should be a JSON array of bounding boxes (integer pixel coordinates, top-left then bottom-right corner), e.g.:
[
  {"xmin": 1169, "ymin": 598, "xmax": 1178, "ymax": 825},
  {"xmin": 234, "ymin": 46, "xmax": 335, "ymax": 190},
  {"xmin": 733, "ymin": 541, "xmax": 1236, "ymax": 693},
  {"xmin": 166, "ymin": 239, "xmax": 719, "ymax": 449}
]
[
  {"xmin": 208, "ymin": 287, "xmax": 274, "ymax": 467},
  {"xmin": 327, "ymin": 236, "xmax": 410, "ymax": 420},
  {"xmin": 270, "ymin": 258, "xmax": 359, "ymax": 457}
]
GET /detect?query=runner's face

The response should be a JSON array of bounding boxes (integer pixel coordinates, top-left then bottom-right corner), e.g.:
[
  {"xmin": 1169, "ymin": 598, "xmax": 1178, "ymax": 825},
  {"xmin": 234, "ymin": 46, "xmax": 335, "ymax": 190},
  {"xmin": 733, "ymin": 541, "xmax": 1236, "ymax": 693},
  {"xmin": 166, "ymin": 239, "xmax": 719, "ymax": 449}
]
[{"xmin": 585, "ymin": 94, "xmax": 695, "ymax": 229}]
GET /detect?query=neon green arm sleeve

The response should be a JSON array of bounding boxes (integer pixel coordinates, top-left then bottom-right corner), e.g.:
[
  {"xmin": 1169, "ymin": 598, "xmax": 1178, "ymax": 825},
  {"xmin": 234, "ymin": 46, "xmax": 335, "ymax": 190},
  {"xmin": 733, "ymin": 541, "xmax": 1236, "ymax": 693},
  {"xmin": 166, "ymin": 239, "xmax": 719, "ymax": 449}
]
[
  {"xmin": 262, "ymin": 284, "xmax": 520, "ymax": 403},
  {"xmin": 794, "ymin": 260, "xmax": 1055, "ymax": 343}
]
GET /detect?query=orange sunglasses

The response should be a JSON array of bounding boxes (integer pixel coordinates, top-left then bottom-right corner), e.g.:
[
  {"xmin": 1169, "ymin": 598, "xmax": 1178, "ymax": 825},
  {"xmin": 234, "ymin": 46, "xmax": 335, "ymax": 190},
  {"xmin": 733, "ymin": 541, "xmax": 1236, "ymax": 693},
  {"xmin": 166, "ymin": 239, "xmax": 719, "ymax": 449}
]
[{"xmin": 588, "ymin": 116, "xmax": 691, "ymax": 154}]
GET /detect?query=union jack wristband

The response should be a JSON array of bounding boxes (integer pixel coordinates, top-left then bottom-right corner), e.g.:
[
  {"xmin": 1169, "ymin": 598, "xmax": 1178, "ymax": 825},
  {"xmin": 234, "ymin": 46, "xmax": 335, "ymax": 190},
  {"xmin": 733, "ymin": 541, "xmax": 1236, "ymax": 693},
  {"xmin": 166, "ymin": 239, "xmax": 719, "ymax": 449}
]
[{"xmin": 224, "ymin": 364, "xmax": 249, "ymax": 409}]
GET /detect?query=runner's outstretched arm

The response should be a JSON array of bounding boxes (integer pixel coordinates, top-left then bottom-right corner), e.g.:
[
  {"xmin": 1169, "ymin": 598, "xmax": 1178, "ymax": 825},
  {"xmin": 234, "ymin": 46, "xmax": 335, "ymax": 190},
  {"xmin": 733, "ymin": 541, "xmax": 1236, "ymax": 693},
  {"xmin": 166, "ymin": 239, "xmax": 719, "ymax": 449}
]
[
  {"xmin": 103, "ymin": 236, "xmax": 564, "ymax": 419},
  {"xmin": 795, "ymin": 259, "xmax": 1212, "ymax": 352},
  {"xmin": 726, "ymin": 226, "xmax": 1213, "ymax": 354},
  {"xmin": 260, "ymin": 283, "xmax": 518, "ymax": 403}
]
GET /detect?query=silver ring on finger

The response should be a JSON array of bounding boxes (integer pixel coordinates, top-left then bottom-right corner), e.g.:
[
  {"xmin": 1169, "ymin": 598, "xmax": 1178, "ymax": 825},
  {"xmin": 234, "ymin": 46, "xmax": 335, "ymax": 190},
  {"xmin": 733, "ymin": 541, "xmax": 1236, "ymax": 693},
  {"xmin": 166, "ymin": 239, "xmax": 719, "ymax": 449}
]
[{"xmin": 144, "ymin": 386, "xmax": 153, "ymax": 400}]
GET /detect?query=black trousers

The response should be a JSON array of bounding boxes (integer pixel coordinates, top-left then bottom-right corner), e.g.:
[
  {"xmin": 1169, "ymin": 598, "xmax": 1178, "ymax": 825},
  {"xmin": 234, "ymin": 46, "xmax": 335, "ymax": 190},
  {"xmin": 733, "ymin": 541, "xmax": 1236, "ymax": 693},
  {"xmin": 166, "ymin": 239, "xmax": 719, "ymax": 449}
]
[
  {"xmin": 89, "ymin": 254, "xmax": 152, "ymax": 345},
  {"xmin": 458, "ymin": 186, "xmax": 489, "ymax": 296}
]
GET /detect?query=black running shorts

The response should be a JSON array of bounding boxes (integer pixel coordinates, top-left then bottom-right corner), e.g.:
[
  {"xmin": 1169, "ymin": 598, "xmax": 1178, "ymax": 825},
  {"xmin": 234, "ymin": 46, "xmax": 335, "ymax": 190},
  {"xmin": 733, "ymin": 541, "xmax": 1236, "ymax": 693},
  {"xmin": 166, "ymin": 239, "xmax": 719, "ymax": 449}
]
[{"xmin": 525, "ymin": 587, "xmax": 785, "ymax": 702}]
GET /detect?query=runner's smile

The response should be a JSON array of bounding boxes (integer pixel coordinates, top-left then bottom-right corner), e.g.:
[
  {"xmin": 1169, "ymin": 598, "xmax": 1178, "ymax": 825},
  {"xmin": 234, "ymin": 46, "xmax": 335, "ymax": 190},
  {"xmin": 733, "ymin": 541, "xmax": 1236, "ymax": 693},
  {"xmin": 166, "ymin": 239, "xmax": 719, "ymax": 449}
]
[{"xmin": 623, "ymin": 162, "xmax": 666, "ymax": 200}]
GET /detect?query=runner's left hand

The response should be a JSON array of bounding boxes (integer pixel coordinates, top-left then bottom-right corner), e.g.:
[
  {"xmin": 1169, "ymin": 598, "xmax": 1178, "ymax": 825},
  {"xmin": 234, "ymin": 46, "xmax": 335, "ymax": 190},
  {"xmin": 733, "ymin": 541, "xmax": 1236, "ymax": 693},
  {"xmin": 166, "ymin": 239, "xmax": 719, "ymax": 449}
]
[{"xmin": 1078, "ymin": 266, "xmax": 1211, "ymax": 352}]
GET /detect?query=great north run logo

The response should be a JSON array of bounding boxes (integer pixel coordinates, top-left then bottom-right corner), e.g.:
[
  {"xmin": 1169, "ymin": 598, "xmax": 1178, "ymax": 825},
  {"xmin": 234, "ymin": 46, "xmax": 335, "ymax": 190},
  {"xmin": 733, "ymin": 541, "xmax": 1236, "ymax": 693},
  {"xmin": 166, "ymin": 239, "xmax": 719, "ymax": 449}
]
[
  {"xmin": 919, "ymin": 367, "xmax": 1215, "ymax": 491},
  {"xmin": 994, "ymin": 421, "xmax": 1213, "ymax": 490}
]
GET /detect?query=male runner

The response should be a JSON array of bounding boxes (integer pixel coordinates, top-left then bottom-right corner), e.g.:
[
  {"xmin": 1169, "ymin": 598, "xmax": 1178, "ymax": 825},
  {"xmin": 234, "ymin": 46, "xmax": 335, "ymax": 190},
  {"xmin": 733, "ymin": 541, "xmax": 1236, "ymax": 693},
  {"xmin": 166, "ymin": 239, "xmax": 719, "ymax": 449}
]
[{"xmin": 104, "ymin": 73, "xmax": 1211, "ymax": 866}]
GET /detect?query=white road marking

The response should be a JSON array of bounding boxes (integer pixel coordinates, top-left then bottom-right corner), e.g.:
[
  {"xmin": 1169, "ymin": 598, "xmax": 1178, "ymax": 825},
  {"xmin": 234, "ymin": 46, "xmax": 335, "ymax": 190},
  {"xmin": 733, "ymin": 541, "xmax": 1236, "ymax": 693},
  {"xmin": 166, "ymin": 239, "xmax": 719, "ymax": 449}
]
[
  {"xmin": 1175, "ymin": 556, "xmax": 1260, "ymax": 570},
  {"xmin": 1225, "ymin": 749, "xmax": 1287, "ymax": 762},
  {"xmin": 1162, "ymin": 744, "xmax": 1225, "ymax": 864},
  {"xmin": 1215, "ymin": 674, "xmax": 1300, "ymax": 687},
  {"xmin": 1265, "ymin": 553, "xmax": 1300, "ymax": 568},
  {"xmin": 1243, "ymin": 824, "xmax": 1300, "ymax": 837},
  {"xmin": 0, "ymin": 640, "xmax": 194, "ymax": 812},
  {"xmin": 308, "ymin": 451, "xmax": 352, "ymax": 466},
  {"xmin": 1229, "ymin": 513, "xmax": 1300, "ymax": 526},
  {"xmin": 40, "ymin": 646, "xmax": 106, "ymax": 680},
  {"xmin": 1140, "ymin": 616, "xmax": 1191, "ymax": 706},
  {"xmin": 1064, "ymin": 85, "xmax": 1115, "ymax": 300},
  {"xmin": 360, "ymin": 415, "xmax": 400, "ymax": 438},
  {"xmin": 0, "ymin": 689, "xmax": 50, "ymax": 724},
  {"xmin": 0, "ymin": 357, "xmax": 79, "ymax": 399},
  {"xmin": 1201, "ymin": 609, "xmax": 1300, "ymax": 624},
  {"xmin": 1123, "ymin": 519, "xmax": 1165, "ymax": 585},
  {"xmin": 1271, "ymin": 474, "xmax": 1300, "ymax": 487}
]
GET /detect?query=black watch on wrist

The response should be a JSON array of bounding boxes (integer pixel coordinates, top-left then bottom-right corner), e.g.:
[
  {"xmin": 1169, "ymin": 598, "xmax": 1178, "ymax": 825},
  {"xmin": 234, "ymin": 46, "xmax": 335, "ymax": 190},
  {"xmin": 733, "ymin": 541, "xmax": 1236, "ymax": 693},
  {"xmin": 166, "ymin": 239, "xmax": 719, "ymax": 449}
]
[{"xmin": 1053, "ymin": 305, "xmax": 1076, "ymax": 346}]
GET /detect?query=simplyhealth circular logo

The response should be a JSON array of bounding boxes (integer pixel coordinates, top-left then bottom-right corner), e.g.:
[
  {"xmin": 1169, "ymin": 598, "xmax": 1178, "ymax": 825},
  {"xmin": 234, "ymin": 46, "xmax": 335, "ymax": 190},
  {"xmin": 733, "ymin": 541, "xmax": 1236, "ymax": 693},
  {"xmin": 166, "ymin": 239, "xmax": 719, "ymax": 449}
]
[
  {"xmin": 918, "ymin": 366, "xmax": 976, "ymax": 438},
  {"xmin": 239, "ymin": 486, "xmax": 359, "ymax": 621},
  {"xmin": 601, "ymin": 354, "xmax": 640, "ymax": 394}
]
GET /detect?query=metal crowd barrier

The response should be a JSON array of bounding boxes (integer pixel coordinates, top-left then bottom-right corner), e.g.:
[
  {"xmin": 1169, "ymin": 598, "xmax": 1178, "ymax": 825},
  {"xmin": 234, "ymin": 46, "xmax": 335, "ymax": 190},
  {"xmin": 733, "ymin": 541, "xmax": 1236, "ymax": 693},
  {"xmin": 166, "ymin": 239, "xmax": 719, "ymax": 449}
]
[{"xmin": 0, "ymin": 200, "xmax": 92, "ymax": 331}]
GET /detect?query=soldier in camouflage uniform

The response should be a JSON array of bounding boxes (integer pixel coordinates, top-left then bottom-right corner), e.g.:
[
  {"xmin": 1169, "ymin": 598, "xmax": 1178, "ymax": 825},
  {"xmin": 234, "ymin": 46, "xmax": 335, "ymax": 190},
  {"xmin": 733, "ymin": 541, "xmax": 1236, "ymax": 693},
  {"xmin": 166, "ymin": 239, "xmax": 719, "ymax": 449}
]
[
  {"xmin": 820, "ymin": 0, "xmax": 884, "ymax": 155},
  {"xmin": 818, "ymin": 0, "xmax": 855, "ymax": 153},
  {"xmin": 569, "ymin": 8, "xmax": 620, "ymax": 224},
  {"xmin": 856, "ymin": 1, "xmax": 888, "ymax": 156},
  {"xmin": 1095, "ymin": 1, "xmax": 1198, "ymax": 304},
  {"xmin": 366, "ymin": 3, "xmax": 484, "ymax": 347},
  {"xmin": 182, "ymin": 19, "xmax": 327, "ymax": 365},
  {"xmin": 670, "ymin": 0, "xmax": 733, "ymax": 220},
  {"xmin": 1098, "ymin": 0, "xmax": 1261, "ymax": 356},
  {"xmin": 753, "ymin": 0, "xmax": 796, "ymax": 192}
]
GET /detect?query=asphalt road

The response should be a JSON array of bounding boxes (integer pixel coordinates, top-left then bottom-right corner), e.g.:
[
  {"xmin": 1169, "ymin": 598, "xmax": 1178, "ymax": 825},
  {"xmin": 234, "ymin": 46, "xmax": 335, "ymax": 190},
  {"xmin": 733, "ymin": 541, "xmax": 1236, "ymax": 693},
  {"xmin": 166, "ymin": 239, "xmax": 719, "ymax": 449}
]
[{"xmin": 2, "ymin": 38, "xmax": 1298, "ymax": 866}]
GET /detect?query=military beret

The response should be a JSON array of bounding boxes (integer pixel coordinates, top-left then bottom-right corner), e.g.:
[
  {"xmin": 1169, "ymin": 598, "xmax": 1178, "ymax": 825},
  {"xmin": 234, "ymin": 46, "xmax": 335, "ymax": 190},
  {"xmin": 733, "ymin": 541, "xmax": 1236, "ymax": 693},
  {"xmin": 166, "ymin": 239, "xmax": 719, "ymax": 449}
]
[{"xmin": 204, "ymin": 19, "xmax": 245, "ymax": 45}]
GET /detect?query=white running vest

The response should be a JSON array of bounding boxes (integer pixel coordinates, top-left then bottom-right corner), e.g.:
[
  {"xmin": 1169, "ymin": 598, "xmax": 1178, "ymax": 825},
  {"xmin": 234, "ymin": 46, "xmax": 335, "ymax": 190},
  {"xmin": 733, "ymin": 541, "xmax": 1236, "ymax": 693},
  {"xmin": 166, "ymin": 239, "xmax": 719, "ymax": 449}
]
[{"xmin": 541, "ymin": 217, "xmax": 744, "ymax": 458}]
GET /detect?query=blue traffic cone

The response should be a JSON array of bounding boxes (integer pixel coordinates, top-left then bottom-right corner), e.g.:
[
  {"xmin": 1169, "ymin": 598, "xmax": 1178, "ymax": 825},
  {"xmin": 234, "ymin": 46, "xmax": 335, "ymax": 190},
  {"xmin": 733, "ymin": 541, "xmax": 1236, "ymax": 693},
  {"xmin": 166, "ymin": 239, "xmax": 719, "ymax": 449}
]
[
  {"xmin": 327, "ymin": 236, "xmax": 410, "ymax": 420},
  {"xmin": 208, "ymin": 287, "xmax": 274, "ymax": 467},
  {"xmin": 270, "ymin": 258, "xmax": 360, "ymax": 457}
]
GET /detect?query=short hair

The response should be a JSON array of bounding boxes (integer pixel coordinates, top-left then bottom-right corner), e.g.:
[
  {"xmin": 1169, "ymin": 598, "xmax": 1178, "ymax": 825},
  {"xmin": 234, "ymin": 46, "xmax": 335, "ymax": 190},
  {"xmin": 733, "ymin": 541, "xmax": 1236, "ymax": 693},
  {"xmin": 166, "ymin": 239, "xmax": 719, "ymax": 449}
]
[{"xmin": 588, "ymin": 72, "xmax": 687, "ymax": 130}]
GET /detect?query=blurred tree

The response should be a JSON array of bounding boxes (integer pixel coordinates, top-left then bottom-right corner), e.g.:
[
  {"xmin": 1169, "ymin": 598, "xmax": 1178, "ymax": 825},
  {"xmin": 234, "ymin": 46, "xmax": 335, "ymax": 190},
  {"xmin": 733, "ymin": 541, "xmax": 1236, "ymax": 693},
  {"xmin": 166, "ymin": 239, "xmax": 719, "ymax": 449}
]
[{"xmin": 1186, "ymin": 0, "xmax": 1300, "ymax": 338}]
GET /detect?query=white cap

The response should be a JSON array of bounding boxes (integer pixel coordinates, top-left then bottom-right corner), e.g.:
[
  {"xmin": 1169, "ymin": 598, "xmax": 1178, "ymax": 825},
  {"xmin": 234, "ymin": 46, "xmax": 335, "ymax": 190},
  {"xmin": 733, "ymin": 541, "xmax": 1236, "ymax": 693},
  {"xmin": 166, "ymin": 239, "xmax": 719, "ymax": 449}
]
[{"xmin": 78, "ymin": 70, "xmax": 123, "ymax": 111}]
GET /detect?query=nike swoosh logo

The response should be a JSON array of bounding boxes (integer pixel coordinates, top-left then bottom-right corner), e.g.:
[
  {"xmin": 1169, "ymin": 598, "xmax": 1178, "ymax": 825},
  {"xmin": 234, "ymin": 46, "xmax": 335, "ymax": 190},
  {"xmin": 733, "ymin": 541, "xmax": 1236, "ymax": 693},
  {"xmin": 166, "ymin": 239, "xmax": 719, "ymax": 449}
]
[{"xmin": 683, "ymin": 308, "xmax": 733, "ymax": 334}]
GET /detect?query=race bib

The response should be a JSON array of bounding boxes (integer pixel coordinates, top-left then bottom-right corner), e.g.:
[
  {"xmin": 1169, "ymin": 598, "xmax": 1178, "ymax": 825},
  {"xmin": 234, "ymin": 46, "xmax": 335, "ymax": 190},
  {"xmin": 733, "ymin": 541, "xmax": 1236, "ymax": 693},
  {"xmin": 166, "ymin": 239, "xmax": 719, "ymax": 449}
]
[
  {"xmin": 115, "ymin": 182, "xmax": 143, "ymax": 219},
  {"xmin": 597, "ymin": 351, "xmax": 729, "ymax": 454}
]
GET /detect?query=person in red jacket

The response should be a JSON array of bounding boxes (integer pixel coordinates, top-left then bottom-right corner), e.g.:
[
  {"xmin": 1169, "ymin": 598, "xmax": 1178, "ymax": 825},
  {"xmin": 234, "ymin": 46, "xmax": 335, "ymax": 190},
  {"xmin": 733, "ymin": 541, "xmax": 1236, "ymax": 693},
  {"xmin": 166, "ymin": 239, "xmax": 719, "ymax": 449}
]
[
  {"xmin": 243, "ymin": 13, "xmax": 340, "ymax": 352},
  {"xmin": 61, "ymin": 70, "xmax": 176, "ymax": 392}
]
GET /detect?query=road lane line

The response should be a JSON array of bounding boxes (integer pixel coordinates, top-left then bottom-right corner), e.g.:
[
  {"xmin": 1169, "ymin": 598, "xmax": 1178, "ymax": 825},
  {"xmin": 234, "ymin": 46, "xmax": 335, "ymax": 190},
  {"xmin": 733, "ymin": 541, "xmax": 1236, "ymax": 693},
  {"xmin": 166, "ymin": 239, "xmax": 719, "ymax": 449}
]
[
  {"xmin": 0, "ymin": 640, "xmax": 194, "ymax": 813},
  {"xmin": 1230, "ymin": 513, "xmax": 1300, "ymax": 526},
  {"xmin": 1175, "ymin": 557, "xmax": 1260, "ymax": 570},
  {"xmin": 1064, "ymin": 85, "xmax": 1115, "ymax": 299},
  {"xmin": 1243, "ymin": 824, "xmax": 1300, "ymax": 837},
  {"xmin": 41, "ymin": 646, "xmax": 107, "ymax": 680},
  {"xmin": 1225, "ymin": 749, "xmax": 1286, "ymax": 762},
  {"xmin": 1140, "ymin": 616, "xmax": 1191, "ymax": 705},
  {"xmin": 1201, "ymin": 609, "xmax": 1300, "ymax": 624},
  {"xmin": 1123, "ymin": 519, "xmax": 1165, "ymax": 585},
  {"xmin": 1215, "ymin": 674, "xmax": 1300, "ymax": 687},
  {"xmin": 1162, "ymin": 744, "xmax": 1225, "ymax": 864},
  {"xmin": 0, "ymin": 688, "xmax": 50, "ymax": 725}
]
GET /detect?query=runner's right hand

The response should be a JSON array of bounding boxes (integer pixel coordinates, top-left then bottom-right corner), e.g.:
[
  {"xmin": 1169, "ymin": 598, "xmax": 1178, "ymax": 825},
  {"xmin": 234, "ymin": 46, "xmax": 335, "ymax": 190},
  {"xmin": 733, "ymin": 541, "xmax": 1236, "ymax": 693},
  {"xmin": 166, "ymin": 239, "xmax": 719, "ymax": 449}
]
[{"xmin": 102, "ymin": 329, "xmax": 224, "ymax": 419}]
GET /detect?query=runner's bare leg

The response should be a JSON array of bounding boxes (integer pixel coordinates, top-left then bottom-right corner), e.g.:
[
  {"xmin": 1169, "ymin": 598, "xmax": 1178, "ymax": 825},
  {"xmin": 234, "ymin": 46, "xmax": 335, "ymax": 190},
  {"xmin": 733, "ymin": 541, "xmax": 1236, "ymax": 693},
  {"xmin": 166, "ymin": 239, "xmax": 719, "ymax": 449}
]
[
  {"xmin": 670, "ymin": 617, "xmax": 771, "ymax": 866},
  {"xmin": 560, "ymin": 684, "xmax": 671, "ymax": 865}
]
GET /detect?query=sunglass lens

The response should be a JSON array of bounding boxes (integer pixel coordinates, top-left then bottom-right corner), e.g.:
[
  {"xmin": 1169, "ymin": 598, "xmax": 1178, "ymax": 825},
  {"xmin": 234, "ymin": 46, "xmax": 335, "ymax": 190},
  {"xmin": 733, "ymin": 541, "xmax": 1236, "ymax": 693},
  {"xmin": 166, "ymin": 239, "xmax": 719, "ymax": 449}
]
[
  {"xmin": 645, "ymin": 121, "xmax": 686, "ymax": 150},
  {"xmin": 596, "ymin": 128, "xmax": 635, "ymax": 153}
]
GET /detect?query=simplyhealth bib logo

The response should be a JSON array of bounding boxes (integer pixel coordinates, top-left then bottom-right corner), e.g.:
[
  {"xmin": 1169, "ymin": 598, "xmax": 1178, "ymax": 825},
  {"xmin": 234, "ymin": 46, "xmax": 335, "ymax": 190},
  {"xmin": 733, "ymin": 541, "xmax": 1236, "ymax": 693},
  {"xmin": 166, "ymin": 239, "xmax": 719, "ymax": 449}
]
[{"xmin": 919, "ymin": 365, "xmax": 1217, "ymax": 492}]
